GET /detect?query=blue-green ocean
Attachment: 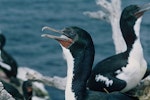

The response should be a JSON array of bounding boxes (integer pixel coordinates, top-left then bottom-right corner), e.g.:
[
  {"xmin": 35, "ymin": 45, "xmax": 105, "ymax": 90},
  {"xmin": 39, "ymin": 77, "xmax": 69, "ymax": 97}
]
[{"xmin": 0, "ymin": 0, "xmax": 150, "ymax": 99}]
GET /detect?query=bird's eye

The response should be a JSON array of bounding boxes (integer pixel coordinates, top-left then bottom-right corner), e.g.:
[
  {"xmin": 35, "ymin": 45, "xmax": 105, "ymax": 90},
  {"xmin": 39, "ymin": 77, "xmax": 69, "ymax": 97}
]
[
  {"xmin": 69, "ymin": 32, "xmax": 75, "ymax": 36},
  {"xmin": 62, "ymin": 28, "xmax": 76, "ymax": 39},
  {"xmin": 69, "ymin": 32, "xmax": 76, "ymax": 39}
]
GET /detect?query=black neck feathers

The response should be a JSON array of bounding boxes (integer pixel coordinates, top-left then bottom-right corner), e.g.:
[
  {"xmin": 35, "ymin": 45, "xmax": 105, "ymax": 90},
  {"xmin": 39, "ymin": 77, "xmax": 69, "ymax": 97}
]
[
  {"xmin": 120, "ymin": 16, "xmax": 137, "ymax": 49},
  {"xmin": 68, "ymin": 28, "xmax": 95, "ymax": 100}
]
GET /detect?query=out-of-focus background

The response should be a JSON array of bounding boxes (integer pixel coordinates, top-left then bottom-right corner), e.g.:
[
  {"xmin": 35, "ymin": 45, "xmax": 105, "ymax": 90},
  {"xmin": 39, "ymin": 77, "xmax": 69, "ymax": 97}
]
[{"xmin": 0, "ymin": 0, "xmax": 150, "ymax": 99}]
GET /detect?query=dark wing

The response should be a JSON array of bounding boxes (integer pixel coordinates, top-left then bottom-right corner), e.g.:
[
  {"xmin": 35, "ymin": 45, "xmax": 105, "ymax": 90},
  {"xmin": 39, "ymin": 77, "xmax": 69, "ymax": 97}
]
[
  {"xmin": 93, "ymin": 52, "xmax": 128, "ymax": 75},
  {"xmin": 87, "ymin": 52, "xmax": 128, "ymax": 92}
]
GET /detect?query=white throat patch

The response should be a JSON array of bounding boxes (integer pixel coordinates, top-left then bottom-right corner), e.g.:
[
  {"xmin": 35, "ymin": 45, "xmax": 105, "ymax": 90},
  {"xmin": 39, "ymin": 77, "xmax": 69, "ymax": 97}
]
[
  {"xmin": 134, "ymin": 17, "xmax": 142, "ymax": 37},
  {"xmin": 61, "ymin": 45, "xmax": 76, "ymax": 100}
]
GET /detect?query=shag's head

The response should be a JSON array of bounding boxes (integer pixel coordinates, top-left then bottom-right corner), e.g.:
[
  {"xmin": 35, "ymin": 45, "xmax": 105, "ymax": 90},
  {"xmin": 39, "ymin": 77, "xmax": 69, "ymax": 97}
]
[
  {"xmin": 120, "ymin": 3, "xmax": 150, "ymax": 47},
  {"xmin": 22, "ymin": 80, "xmax": 33, "ymax": 100},
  {"xmin": 0, "ymin": 34, "xmax": 6, "ymax": 49},
  {"xmin": 41, "ymin": 26, "xmax": 95, "ymax": 70},
  {"xmin": 41, "ymin": 26, "xmax": 94, "ymax": 51},
  {"xmin": 42, "ymin": 26, "xmax": 95, "ymax": 100},
  {"xmin": 121, "ymin": 3, "xmax": 150, "ymax": 23}
]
